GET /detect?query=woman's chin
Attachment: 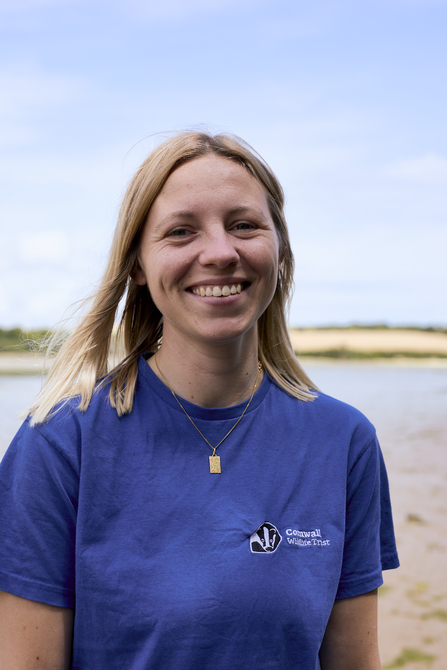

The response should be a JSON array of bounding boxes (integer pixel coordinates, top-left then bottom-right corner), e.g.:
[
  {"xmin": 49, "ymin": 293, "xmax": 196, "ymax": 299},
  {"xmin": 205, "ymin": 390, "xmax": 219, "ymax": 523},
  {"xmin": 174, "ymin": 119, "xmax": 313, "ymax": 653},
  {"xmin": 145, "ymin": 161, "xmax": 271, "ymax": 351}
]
[{"xmin": 163, "ymin": 320, "xmax": 258, "ymax": 350}]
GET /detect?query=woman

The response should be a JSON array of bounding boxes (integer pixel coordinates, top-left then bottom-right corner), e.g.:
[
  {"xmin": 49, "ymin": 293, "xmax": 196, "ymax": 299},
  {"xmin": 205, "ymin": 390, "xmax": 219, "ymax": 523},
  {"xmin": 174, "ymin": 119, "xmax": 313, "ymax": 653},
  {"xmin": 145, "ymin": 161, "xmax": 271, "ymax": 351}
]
[{"xmin": 0, "ymin": 131, "xmax": 399, "ymax": 669}]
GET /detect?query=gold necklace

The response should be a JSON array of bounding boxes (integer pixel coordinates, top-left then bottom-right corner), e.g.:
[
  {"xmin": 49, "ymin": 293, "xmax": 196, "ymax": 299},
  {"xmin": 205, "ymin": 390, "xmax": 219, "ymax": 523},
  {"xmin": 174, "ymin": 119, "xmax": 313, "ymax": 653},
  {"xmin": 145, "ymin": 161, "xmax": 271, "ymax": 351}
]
[{"xmin": 154, "ymin": 357, "xmax": 262, "ymax": 474}]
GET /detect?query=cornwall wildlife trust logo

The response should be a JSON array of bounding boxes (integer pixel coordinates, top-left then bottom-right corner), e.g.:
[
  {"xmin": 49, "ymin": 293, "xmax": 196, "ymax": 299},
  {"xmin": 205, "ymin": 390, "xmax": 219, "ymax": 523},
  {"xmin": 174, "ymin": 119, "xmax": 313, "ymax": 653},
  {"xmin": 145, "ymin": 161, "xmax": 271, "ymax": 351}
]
[
  {"xmin": 250, "ymin": 522, "xmax": 282, "ymax": 553},
  {"xmin": 285, "ymin": 527, "xmax": 330, "ymax": 547}
]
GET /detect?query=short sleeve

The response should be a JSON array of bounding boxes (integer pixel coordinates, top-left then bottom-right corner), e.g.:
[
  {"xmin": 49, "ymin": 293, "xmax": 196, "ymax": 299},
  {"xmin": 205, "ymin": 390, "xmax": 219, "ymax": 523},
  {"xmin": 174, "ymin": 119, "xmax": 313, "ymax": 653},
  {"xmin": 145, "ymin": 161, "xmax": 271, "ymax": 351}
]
[
  {"xmin": 0, "ymin": 420, "xmax": 79, "ymax": 608},
  {"xmin": 335, "ymin": 436, "xmax": 399, "ymax": 599}
]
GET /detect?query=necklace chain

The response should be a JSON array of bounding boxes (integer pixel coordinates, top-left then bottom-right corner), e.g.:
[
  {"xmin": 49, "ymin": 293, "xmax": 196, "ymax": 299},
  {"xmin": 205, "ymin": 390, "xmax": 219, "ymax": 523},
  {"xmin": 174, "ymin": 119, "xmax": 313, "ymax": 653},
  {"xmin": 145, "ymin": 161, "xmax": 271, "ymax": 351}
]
[{"xmin": 154, "ymin": 356, "xmax": 262, "ymax": 471}]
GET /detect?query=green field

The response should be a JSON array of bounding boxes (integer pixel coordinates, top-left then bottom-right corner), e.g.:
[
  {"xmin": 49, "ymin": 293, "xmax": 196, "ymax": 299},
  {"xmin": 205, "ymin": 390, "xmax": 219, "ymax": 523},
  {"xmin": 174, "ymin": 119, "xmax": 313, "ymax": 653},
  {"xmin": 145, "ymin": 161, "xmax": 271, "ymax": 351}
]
[{"xmin": 0, "ymin": 328, "xmax": 52, "ymax": 352}]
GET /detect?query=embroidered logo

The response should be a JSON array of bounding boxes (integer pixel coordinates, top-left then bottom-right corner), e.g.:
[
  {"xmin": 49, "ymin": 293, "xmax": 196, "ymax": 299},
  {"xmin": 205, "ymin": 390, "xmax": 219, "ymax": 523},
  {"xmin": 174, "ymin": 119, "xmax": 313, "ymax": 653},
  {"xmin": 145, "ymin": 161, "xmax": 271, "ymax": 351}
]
[
  {"xmin": 250, "ymin": 522, "xmax": 282, "ymax": 553},
  {"xmin": 285, "ymin": 527, "xmax": 330, "ymax": 547}
]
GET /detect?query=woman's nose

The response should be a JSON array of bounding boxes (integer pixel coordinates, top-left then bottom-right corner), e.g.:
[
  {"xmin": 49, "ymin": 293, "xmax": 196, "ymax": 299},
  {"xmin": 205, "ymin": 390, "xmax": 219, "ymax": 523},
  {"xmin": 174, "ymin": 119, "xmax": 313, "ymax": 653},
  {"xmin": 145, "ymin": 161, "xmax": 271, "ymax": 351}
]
[{"xmin": 198, "ymin": 229, "xmax": 240, "ymax": 268}]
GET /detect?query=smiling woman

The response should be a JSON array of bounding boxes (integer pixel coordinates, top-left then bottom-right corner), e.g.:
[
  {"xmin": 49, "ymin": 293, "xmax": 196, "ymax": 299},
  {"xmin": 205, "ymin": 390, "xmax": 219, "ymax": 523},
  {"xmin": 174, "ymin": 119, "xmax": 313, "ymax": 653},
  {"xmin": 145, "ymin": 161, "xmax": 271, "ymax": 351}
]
[
  {"xmin": 132, "ymin": 154, "xmax": 281, "ymax": 379},
  {"xmin": 0, "ymin": 131, "xmax": 399, "ymax": 670}
]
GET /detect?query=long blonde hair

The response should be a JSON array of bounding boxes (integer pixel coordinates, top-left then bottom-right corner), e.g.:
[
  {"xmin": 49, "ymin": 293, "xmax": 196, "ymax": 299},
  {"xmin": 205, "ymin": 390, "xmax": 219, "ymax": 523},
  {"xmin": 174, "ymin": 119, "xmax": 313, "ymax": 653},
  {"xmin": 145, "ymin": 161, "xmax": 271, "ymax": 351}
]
[{"xmin": 28, "ymin": 131, "xmax": 316, "ymax": 425}]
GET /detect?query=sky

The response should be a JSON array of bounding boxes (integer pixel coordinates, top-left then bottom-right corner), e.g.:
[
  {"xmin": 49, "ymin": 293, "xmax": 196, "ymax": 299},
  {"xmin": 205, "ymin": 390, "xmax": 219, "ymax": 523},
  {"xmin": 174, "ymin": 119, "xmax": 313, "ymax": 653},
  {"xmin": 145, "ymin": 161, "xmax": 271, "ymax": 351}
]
[{"xmin": 1, "ymin": 0, "xmax": 446, "ymax": 329}]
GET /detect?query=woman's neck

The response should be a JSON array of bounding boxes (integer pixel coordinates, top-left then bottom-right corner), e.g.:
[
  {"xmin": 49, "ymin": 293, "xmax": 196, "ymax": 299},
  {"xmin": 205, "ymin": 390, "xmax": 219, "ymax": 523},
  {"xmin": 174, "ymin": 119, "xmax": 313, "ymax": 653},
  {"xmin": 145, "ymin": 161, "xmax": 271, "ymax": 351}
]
[{"xmin": 149, "ymin": 333, "xmax": 262, "ymax": 409}]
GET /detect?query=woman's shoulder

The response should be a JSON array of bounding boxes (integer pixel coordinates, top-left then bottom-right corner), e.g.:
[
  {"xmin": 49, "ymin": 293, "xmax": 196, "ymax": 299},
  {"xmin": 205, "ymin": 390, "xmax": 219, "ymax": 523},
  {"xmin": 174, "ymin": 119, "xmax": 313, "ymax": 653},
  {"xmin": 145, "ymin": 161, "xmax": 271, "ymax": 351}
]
[
  {"xmin": 26, "ymin": 355, "xmax": 158, "ymax": 439},
  {"xmin": 269, "ymin": 378, "xmax": 377, "ymax": 448},
  {"xmin": 17, "ymin": 376, "xmax": 121, "ymax": 459},
  {"xmin": 313, "ymin": 388, "xmax": 374, "ymax": 422},
  {"xmin": 314, "ymin": 389, "xmax": 377, "ymax": 448}
]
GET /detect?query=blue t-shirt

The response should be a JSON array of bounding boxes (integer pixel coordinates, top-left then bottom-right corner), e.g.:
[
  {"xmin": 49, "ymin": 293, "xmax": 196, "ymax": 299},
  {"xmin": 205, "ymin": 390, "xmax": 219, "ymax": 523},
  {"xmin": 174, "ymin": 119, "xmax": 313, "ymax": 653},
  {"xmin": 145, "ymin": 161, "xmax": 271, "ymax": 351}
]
[{"xmin": 0, "ymin": 356, "xmax": 399, "ymax": 669}]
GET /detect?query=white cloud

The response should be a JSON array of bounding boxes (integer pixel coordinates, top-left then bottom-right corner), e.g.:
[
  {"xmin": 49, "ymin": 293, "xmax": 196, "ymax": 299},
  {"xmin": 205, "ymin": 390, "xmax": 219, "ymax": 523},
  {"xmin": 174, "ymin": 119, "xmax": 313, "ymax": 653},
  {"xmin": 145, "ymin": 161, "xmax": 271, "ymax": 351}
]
[
  {"xmin": 0, "ymin": 0, "xmax": 88, "ymax": 12},
  {"xmin": 0, "ymin": 152, "xmax": 123, "ymax": 190},
  {"xmin": 0, "ymin": 0, "xmax": 238, "ymax": 13},
  {"xmin": 384, "ymin": 153, "xmax": 447, "ymax": 183},
  {"xmin": 289, "ymin": 224, "xmax": 447, "ymax": 326},
  {"xmin": 126, "ymin": 0, "xmax": 267, "ymax": 20},
  {"xmin": 396, "ymin": 0, "xmax": 447, "ymax": 5},
  {"xmin": 0, "ymin": 63, "xmax": 86, "ymax": 113},
  {"xmin": 0, "ymin": 62, "xmax": 89, "ymax": 148},
  {"xmin": 0, "ymin": 0, "xmax": 269, "ymax": 30},
  {"xmin": 18, "ymin": 231, "xmax": 69, "ymax": 263}
]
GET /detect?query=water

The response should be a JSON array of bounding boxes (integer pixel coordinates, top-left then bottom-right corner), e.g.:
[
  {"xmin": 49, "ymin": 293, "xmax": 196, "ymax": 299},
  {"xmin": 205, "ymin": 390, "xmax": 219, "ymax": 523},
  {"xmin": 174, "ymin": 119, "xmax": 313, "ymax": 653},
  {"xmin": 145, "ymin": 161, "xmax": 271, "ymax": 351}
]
[
  {"xmin": 0, "ymin": 376, "xmax": 43, "ymax": 460},
  {"xmin": 1, "ymin": 365, "xmax": 446, "ymax": 461},
  {"xmin": 2, "ymin": 365, "xmax": 445, "ymax": 666},
  {"xmin": 302, "ymin": 363, "xmax": 447, "ymax": 456}
]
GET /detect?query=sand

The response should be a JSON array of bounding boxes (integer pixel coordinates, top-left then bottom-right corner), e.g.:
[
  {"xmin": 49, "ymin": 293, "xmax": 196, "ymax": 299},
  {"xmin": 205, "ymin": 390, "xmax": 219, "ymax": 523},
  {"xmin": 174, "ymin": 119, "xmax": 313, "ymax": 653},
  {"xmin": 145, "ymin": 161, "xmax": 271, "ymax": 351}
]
[
  {"xmin": 378, "ymin": 449, "xmax": 447, "ymax": 669},
  {"xmin": 290, "ymin": 328, "xmax": 447, "ymax": 355},
  {"xmin": 0, "ymin": 352, "xmax": 52, "ymax": 374},
  {"xmin": 299, "ymin": 362, "xmax": 447, "ymax": 668},
  {"xmin": 1, "ymin": 337, "xmax": 446, "ymax": 668}
]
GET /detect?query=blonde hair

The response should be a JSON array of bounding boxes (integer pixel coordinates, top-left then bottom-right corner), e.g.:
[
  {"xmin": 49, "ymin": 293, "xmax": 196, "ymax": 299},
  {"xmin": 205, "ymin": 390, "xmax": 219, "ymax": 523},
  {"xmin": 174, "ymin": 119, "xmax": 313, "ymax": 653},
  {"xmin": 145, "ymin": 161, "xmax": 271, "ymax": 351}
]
[{"xmin": 29, "ymin": 131, "xmax": 316, "ymax": 425}]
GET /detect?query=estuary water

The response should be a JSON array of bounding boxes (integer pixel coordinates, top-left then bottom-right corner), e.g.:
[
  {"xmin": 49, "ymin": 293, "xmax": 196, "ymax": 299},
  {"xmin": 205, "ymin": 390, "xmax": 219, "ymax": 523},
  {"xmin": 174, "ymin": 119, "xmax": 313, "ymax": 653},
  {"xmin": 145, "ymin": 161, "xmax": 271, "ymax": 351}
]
[
  {"xmin": 1, "ymin": 363, "xmax": 446, "ymax": 461},
  {"xmin": 2, "ymin": 363, "xmax": 446, "ymax": 667}
]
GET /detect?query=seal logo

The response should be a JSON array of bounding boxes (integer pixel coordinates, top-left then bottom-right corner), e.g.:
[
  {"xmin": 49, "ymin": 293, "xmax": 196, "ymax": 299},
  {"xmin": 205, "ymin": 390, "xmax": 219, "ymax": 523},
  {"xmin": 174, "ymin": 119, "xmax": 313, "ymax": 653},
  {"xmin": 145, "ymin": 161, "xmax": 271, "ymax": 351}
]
[{"xmin": 250, "ymin": 522, "xmax": 282, "ymax": 554}]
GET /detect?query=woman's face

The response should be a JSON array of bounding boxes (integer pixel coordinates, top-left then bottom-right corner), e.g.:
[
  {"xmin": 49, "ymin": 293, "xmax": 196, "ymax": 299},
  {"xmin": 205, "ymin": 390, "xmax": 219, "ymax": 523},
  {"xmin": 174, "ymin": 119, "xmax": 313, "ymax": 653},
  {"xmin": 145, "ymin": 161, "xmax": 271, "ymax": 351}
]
[{"xmin": 133, "ymin": 154, "xmax": 280, "ymax": 350}]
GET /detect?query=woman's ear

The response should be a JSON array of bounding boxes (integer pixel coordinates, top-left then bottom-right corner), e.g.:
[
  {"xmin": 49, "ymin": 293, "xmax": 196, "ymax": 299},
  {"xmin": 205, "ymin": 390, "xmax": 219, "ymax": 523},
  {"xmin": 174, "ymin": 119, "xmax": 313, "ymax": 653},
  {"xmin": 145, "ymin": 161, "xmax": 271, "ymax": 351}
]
[{"xmin": 130, "ymin": 263, "xmax": 147, "ymax": 286}]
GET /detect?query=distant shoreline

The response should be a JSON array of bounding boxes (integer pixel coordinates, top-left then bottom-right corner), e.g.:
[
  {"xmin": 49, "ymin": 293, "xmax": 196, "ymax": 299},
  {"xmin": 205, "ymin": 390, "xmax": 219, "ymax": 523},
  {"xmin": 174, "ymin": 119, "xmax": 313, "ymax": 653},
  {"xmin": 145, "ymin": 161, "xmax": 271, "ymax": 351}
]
[
  {"xmin": 289, "ymin": 327, "xmax": 447, "ymax": 357},
  {"xmin": 2, "ymin": 327, "xmax": 447, "ymax": 374},
  {"xmin": 0, "ymin": 353, "xmax": 52, "ymax": 375}
]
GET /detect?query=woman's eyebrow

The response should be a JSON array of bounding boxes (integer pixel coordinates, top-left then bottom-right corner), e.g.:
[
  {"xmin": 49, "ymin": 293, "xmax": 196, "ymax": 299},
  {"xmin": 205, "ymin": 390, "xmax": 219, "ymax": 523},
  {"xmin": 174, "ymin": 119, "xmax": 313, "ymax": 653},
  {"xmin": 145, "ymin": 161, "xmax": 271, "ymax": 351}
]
[
  {"xmin": 152, "ymin": 205, "xmax": 270, "ymax": 233},
  {"xmin": 227, "ymin": 205, "xmax": 264, "ymax": 217},
  {"xmin": 166, "ymin": 210, "xmax": 195, "ymax": 220},
  {"xmin": 150, "ymin": 211, "xmax": 196, "ymax": 233}
]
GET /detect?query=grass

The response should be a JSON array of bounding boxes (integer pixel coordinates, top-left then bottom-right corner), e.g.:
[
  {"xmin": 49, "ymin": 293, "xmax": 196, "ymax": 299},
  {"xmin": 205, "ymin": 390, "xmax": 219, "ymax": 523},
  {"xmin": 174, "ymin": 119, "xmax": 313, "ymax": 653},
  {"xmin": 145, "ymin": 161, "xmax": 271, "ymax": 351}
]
[
  {"xmin": 421, "ymin": 609, "xmax": 447, "ymax": 621},
  {"xmin": 406, "ymin": 514, "xmax": 426, "ymax": 524},
  {"xmin": 0, "ymin": 328, "xmax": 49, "ymax": 352},
  {"xmin": 379, "ymin": 584, "xmax": 392, "ymax": 597},
  {"xmin": 383, "ymin": 648, "xmax": 436, "ymax": 668},
  {"xmin": 407, "ymin": 582, "xmax": 428, "ymax": 599}
]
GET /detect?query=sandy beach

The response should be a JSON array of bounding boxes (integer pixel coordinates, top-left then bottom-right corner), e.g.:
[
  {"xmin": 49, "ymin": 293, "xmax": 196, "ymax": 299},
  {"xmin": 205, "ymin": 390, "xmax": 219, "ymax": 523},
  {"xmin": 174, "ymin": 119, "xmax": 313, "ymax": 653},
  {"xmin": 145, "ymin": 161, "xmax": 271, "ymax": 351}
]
[
  {"xmin": 376, "ymin": 412, "xmax": 447, "ymax": 670},
  {"xmin": 290, "ymin": 328, "xmax": 447, "ymax": 356},
  {"xmin": 303, "ymin": 363, "xmax": 447, "ymax": 670},
  {"xmin": 1, "ymin": 340, "xmax": 446, "ymax": 669},
  {"xmin": 0, "ymin": 352, "xmax": 52, "ymax": 375}
]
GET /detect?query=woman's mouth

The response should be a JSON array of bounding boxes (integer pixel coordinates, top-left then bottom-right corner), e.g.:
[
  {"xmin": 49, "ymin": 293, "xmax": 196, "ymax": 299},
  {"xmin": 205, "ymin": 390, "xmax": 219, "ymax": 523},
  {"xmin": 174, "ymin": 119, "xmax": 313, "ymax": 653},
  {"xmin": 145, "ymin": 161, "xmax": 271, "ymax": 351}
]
[{"xmin": 190, "ymin": 283, "xmax": 246, "ymax": 297}]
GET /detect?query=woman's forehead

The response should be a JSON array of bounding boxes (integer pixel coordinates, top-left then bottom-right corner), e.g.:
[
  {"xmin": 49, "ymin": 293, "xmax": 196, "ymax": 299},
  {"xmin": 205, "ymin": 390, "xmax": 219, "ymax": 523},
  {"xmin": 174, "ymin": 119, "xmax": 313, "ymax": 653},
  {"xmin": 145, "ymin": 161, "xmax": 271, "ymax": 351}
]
[{"xmin": 155, "ymin": 154, "xmax": 268, "ymax": 207}]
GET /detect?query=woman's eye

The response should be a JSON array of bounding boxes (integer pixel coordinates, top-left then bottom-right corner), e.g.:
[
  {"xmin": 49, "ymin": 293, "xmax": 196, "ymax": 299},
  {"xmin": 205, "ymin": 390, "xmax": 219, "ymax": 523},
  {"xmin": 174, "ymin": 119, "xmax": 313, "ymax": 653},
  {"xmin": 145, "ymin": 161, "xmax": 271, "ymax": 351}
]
[
  {"xmin": 168, "ymin": 228, "xmax": 189, "ymax": 237},
  {"xmin": 234, "ymin": 222, "xmax": 255, "ymax": 231}
]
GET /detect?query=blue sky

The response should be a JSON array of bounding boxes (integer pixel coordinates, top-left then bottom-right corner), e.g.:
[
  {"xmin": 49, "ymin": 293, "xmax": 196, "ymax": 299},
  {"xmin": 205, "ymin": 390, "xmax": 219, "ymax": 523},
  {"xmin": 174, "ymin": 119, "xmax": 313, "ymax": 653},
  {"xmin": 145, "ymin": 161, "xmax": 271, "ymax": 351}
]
[{"xmin": 1, "ymin": 0, "xmax": 446, "ymax": 328}]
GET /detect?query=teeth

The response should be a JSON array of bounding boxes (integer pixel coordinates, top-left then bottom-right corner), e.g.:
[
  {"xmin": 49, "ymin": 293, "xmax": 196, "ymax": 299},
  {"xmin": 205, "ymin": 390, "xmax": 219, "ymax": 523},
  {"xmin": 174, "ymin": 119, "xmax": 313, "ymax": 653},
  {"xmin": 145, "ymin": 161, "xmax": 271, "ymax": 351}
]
[{"xmin": 192, "ymin": 284, "xmax": 244, "ymax": 297}]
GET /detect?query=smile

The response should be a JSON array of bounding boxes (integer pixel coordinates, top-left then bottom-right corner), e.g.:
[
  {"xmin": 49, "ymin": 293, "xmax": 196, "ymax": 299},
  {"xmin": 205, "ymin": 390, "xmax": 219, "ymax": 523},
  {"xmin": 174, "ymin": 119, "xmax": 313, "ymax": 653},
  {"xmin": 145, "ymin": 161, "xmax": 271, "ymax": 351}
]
[{"xmin": 191, "ymin": 283, "xmax": 244, "ymax": 297}]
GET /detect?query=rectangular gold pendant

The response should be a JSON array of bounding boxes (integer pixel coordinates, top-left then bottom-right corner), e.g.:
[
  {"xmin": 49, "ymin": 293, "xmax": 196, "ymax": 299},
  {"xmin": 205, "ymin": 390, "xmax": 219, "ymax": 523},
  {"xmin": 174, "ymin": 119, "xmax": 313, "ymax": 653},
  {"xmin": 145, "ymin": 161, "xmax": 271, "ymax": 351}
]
[{"xmin": 209, "ymin": 455, "xmax": 221, "ymax": 474}]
